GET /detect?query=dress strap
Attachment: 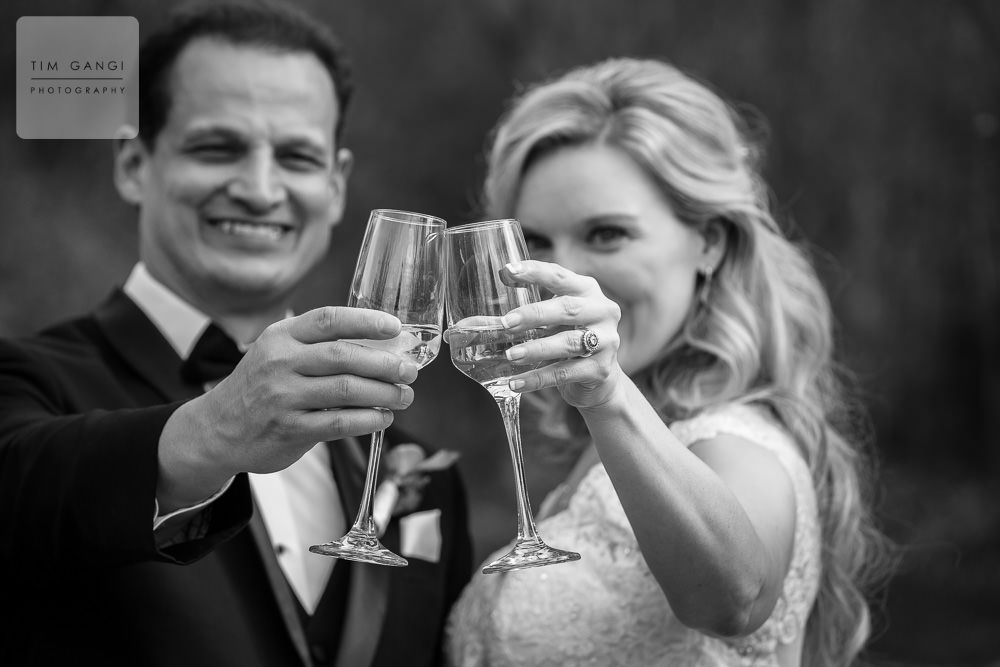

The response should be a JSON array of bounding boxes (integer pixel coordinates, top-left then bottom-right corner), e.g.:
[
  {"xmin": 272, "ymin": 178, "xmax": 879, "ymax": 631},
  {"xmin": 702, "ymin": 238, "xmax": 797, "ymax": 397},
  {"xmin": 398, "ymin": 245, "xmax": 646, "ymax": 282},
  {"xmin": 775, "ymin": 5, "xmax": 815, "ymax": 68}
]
[{"xmin": 670, "ymin": 403, "xmax": 799, "ymax": 462}]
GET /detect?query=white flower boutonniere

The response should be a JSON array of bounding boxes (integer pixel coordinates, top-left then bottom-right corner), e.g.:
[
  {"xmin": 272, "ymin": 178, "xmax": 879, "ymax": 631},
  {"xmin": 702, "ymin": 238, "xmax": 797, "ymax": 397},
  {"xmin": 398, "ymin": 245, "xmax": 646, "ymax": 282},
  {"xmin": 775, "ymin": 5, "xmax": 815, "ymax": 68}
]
[{"xmin": 372, "ymin": 443, "xmax": 460, "ymax": 536}]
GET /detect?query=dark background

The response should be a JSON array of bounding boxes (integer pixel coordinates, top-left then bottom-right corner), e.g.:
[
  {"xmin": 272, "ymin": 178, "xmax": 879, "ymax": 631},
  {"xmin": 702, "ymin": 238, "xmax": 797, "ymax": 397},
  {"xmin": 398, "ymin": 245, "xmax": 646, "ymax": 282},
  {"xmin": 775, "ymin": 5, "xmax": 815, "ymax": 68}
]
[{"xmin": 2, "ymin": 1, "xmax": 998, "ymax": 665}]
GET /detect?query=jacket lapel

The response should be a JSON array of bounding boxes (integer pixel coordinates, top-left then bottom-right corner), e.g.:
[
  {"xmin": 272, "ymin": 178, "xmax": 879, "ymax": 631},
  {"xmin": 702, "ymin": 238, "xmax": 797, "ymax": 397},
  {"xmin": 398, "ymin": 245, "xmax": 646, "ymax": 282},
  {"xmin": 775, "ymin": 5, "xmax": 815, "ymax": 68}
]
[
  {"xmin": 94, "ymin": 290, "xmax": 314, "ymax": 659},
  {"xmin": 248, "ymin": 509, "xmax": 315, "ymax": 667},
  {"xmin": 91, "ymin": 289, "xmax": 200, "ymax": 402},
  {"xmin": 329, "ymin": 437, "xmax": 391, "ymax": 667}
]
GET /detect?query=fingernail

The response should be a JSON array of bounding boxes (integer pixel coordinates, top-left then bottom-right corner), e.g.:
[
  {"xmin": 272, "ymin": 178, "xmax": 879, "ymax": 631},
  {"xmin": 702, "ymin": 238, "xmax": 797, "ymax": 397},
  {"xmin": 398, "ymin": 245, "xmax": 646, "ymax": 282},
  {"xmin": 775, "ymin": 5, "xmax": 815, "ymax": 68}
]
[
  {"xmin": 509, "ymin": 379, "xmax": 525, "ymax": 391},
  {"xmin": 399, "ymin": 361, "xmax": 418, "ymax": 383},
  {"xmin": 501, "ymin": 312, "xmax": 522, "ymax": 329},
  {"xmin": 400, "ymin": 385, "xmax": 414, "ymax": 407},
  {"xmin": 379, "ymin": 316, "xmax": 399, "ymax": 335},
  {"xmin": 505, "ymin": 346, "xmax": 525, "ymax": 361},
  {"xmin": 505, "ymin": 262, "xmax": 523, "ymax": 275}
]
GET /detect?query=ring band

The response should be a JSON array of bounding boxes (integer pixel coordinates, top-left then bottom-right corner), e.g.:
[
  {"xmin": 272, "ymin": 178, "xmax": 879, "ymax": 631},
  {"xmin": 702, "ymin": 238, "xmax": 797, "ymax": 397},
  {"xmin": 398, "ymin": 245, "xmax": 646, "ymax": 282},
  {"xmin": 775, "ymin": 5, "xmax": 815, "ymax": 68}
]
[{"xmin": 578, "ymin": 328, "xmax": 600, "ymax": 358}]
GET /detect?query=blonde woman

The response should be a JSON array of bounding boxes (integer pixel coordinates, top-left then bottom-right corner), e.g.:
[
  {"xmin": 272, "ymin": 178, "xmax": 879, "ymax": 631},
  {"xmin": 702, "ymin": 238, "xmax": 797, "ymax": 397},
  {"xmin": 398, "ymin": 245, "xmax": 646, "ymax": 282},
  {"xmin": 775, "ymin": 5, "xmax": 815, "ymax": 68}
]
[{"xmin": 446, "ymin": 58, "xmax": 891, "ymax": 666}]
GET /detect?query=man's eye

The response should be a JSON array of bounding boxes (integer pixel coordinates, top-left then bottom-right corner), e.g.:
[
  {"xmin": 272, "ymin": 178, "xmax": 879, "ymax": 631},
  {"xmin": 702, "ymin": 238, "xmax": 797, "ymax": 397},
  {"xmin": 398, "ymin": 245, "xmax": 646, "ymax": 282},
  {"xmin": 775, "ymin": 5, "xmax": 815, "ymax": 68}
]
[
  {"xmin": 278, "ymin": 151, "xmax": 325, "ymax": 171},
  {"xmin": 189, "ymin": 144, "xmax": 239, "ymax": 161}
]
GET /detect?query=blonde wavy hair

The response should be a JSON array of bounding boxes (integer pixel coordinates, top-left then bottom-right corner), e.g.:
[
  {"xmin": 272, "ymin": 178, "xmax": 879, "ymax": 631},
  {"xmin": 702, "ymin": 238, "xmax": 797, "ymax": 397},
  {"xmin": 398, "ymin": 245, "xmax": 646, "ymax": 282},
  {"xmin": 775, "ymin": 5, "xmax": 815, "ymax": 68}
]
[{"xmin": 482, "ymin": 58, "xmax": 893, "ymax": 666}]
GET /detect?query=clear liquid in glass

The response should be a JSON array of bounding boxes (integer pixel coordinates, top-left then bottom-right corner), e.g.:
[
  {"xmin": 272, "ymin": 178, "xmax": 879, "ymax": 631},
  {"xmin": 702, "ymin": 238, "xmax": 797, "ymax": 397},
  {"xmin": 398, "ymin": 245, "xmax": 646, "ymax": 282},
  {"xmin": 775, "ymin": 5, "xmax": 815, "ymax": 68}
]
[
  {"xmin": 448, "ymin": 326, "xmax": 546, "ymax": 387},
  {"xmin": 344, "ymin": 324, "xmax": 441, "ymax": 369}
]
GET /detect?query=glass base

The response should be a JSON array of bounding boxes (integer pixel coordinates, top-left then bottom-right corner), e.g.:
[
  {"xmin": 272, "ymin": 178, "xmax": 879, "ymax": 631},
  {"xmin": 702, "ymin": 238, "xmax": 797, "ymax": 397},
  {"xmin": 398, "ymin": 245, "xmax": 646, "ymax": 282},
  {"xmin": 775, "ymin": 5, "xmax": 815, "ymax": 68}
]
[
  {"xmin": 309, "ymin": 529, "xmax": 408, "ymax": 567},
  {"xmin": 482, "ymin": 537, "xmax": 581, "ymax": 574}
]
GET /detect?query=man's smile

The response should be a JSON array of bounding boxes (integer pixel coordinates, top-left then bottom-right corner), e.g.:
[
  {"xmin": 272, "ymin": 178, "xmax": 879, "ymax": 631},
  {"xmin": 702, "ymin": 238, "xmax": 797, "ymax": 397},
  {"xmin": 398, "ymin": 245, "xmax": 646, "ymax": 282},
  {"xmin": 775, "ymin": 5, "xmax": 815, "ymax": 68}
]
[{"xmin": 204, "ymin": 217, "xmax": 295, "ymax": 243}]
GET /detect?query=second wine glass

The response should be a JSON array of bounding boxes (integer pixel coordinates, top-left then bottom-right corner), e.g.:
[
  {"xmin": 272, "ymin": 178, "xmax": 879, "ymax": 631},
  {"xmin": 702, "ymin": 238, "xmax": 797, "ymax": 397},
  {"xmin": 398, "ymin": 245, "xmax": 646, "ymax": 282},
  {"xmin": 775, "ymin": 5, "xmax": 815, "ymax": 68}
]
[
  {"xmin": 445, "ymin": 219, "xmax": 581, "ymax": 573},
  {"xmin": 310, "ymin": 209, "xmax": 446, "ymax": 566}
]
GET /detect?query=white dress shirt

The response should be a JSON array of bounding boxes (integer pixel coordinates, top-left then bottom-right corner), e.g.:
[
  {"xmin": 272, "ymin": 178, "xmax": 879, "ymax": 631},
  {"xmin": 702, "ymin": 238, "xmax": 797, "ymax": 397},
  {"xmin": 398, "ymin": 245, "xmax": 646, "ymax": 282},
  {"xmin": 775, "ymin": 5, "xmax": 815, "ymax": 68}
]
[{"xmin": 125, "ymin": 263, "xmax": 342, "ymax": 613}]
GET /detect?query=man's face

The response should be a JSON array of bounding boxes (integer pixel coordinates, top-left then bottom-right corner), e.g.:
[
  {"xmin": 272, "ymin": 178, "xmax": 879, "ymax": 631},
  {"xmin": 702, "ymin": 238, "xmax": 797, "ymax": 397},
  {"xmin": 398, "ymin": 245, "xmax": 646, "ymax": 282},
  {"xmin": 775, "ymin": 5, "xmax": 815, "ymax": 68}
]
[{"xmin": 118, "ymin": 38, "xmax": 350, "ymax": 311}]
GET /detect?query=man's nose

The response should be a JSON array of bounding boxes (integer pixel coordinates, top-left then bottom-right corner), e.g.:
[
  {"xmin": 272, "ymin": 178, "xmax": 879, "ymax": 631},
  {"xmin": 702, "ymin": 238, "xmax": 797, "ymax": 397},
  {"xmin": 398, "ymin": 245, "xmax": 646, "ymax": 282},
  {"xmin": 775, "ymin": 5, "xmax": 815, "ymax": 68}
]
[{"xmin": 227, "ymin": 151, "xmax": 286, "ymax": 211}]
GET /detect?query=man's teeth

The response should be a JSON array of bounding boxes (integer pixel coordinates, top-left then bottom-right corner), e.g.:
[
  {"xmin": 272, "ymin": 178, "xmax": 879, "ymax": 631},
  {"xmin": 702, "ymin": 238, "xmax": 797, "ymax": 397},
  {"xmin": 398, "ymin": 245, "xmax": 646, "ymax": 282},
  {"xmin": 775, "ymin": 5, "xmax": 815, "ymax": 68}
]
[{"xmin": 217, "ymin": 220, "xmax": 286, "ymax": 241}]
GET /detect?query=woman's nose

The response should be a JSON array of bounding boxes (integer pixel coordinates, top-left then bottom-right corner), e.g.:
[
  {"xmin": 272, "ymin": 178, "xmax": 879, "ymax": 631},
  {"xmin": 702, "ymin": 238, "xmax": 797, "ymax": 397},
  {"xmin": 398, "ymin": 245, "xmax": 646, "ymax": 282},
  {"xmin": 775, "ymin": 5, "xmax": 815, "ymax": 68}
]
[{"xmin": 551, "ymin": 246, "xmax": 589, "ymax": 276}]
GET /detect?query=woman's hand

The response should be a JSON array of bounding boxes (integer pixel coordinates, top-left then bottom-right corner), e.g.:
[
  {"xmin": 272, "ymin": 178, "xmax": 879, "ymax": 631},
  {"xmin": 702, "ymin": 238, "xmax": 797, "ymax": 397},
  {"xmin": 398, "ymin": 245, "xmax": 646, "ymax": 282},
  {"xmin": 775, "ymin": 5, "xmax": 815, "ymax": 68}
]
[{"xmin": 499, "ymin": 260, "xmax": 624, "ymax": 409}]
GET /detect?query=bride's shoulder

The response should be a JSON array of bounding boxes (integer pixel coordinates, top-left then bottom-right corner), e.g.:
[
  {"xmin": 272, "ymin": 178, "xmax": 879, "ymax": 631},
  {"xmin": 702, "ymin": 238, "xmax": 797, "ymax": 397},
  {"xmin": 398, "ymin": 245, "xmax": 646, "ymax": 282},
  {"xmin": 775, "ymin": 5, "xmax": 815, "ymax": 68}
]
[{"xmin": 669, "ymin": 402, "xmax": 799, "ymax": 459}]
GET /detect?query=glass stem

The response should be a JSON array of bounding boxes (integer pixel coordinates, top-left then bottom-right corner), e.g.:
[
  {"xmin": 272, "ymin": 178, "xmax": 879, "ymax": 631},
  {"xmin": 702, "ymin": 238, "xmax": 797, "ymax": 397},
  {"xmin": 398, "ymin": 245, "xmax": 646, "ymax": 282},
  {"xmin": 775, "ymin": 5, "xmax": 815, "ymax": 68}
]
[
  {"xmin": 350, "ymin": 428, "xmax": 385, "ymax": 536},
  {"xmin": 492, "ymin": 388, "xmax": 539, "ymax": 543}
]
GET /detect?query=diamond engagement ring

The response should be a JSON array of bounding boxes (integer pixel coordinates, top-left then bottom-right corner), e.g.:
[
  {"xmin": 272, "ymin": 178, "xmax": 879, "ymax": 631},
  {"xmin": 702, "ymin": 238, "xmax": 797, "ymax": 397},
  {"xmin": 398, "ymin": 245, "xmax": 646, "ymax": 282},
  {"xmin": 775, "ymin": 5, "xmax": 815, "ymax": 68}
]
[{"xmin": 578, "ymin": 328, "xmax": 600, "ymax": 358}]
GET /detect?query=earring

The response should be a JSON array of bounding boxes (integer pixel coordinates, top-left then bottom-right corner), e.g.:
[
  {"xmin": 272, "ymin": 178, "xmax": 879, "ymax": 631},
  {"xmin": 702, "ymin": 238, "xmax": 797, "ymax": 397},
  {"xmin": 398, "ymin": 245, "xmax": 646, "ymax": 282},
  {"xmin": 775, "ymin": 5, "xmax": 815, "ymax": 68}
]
[{"xmin": 697, "ymin": 265, "xmax": 714, "ymax": 306}]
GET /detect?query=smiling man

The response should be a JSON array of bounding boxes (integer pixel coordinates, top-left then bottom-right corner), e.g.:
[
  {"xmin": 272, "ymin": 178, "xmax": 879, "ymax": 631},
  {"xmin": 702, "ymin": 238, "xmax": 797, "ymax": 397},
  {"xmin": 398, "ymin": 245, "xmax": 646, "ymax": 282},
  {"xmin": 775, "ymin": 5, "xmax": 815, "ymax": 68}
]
[
  {"xmin": 0, "ymin": 3, "xmax": 471, "ymax": 666},
  {"xmin": 118, "ymin": 37, "xmax": 349, "ymax": 344}
]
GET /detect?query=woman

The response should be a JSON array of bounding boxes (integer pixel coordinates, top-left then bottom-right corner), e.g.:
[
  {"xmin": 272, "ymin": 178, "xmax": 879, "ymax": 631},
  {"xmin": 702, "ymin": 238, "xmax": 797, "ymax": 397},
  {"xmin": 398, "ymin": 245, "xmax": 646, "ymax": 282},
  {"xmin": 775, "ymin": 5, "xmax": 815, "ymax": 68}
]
[{"xmin": 446, "ymin": 58, "xmax": 891, "ymax": 666}]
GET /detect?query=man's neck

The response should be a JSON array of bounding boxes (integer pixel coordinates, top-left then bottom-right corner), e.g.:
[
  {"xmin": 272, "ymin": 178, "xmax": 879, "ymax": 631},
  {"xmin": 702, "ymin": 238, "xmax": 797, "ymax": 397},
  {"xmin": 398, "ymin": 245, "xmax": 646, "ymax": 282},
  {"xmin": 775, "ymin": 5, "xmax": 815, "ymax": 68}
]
[
  {"xmin": 212, "ymin": 310, "xmax": 287, "ymax": 348},
  {"xmin": 136, "ymin": 263, "xmax": 293, "ymax": 348},
  {"xmin": 189, "ymin": 290, "xmax": 290, "ymax": 347}
]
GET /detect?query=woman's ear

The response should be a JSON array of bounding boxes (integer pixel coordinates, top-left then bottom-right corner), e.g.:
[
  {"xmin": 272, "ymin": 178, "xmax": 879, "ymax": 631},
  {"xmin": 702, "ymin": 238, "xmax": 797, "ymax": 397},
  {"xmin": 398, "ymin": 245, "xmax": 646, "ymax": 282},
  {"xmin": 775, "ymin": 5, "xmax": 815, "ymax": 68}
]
[
  {"xmin": 112, "ymin": 126, "xmax": 149, "ymax": 206},
  {"xmin": 699, "ymin": 217, "xmax": 729, "ymax": 272}
]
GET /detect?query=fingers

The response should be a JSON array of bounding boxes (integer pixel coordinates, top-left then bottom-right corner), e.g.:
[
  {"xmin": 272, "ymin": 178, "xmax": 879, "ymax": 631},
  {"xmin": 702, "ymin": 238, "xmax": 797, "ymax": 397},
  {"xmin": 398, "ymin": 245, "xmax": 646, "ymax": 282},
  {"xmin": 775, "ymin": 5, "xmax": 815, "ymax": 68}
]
[
  {"xmin": 284, "ymin": 306, "xmax": 401, "ymax": 344},
  {"xmin": 498, "ymin": 261, "xmax": 620, "ymax": 331},
  {"xmin": 503, "ymin": 260, "xmax": 602, "ymax": 298},
  {"xmin": 505, "ymin": 327, "xmax": 617, "ymax": 365},
  {"xmin": 295, "ymin": 375, "xmax": 414, "ymax": 411},
  {"xmin": 296, "ymin": 407, "xmax": 397, "ymax": 441},
  {"xmin": 253, "ymin": 310, "xmax": 419, "ymax": 389},
  {"xmin": 506, "ymin": 359, "xmax": 607, "ymax": 393},
  {"xmin": 294, "ymin": 340, "xmax": 419, "ymax": 383},
  {"xmin": 247, "ymin": 335, "xmax": 417, "ymax": 412},
  {"xmin": 494, "ymin": 260, "xmax": 623, "ymax": 401},
  {"xmin": 501, "ymin": 295, "xmax": 610, "ymax": 331}
]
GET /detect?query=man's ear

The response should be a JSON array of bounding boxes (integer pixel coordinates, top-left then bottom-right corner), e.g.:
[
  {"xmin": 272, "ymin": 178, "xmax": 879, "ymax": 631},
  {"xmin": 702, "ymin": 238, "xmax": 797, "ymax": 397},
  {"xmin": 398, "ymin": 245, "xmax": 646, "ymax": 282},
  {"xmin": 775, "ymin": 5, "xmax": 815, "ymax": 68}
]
[
  {"xmin": 699, "ymin": 217, "xmax": 729, "ymax": 272},
  {"xmin": 328, "ymin": 147, "xmax": 354, "ymax": 226},
  {"xmin": 112, "ymin": 125, "xmax": 149, "ymax": 206}
]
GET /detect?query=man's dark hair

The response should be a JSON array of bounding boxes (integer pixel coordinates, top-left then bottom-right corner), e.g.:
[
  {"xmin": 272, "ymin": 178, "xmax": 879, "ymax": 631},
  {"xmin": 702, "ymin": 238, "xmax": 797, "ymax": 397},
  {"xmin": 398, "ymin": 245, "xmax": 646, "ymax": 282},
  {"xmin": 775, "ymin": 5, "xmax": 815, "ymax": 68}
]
[{"xmin": 138, "ymin": 0, "xmax": 353, "ymax": 147}]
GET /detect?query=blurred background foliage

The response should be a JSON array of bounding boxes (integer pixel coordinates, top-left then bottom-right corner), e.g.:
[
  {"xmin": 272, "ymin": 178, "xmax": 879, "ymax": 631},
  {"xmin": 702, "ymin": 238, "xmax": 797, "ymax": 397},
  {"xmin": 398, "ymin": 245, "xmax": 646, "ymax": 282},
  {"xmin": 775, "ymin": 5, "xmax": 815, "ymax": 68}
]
[{"xmin": 2, "ymin": 1, "xmax": 998, "ymax": 664}]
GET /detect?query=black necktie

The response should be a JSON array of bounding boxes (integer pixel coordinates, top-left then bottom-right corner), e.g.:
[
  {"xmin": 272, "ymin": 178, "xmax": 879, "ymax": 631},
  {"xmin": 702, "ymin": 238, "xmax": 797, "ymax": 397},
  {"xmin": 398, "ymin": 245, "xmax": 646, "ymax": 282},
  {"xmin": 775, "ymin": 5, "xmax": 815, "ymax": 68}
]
[{"xmin": 181, "ymin": 323, "xmax": 244, "ymax": 385}]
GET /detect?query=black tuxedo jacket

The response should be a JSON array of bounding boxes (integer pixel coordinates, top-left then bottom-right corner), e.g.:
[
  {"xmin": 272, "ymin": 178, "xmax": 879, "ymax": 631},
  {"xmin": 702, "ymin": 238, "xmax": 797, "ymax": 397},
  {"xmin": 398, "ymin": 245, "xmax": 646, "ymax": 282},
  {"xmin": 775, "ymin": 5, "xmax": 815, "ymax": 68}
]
[{"xmin": 0, "ymin": 290, "xmax": 472, "ymax": 667}]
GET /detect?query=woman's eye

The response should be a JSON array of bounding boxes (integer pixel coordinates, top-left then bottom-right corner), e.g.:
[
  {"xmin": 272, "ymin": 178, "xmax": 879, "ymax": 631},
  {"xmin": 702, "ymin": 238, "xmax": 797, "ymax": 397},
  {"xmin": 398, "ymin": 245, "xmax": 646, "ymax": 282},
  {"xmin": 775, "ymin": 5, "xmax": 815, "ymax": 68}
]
[
  {"xmin": 523, "ymin": 233, "xmax": 552, "ymax": 256},
  {"xmin": 588, "ymin": 226, "xmax": 629, "ymax": 247}
]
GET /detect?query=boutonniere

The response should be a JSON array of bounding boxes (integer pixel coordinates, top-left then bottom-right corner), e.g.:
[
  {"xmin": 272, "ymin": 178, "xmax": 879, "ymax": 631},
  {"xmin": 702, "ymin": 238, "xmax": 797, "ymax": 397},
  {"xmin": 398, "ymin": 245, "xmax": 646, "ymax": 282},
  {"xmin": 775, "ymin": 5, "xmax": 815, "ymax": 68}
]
[{"xmin": 372, "ymin": 443, "xmax": 460, "ymax": 536}]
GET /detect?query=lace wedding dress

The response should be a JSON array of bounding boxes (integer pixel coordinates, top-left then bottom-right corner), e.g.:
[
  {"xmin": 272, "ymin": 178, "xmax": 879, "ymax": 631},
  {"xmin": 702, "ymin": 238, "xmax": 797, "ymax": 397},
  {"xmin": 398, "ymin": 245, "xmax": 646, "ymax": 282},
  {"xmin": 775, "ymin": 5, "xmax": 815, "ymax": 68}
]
[{"xmin": 446, "ymin": 403, "xmax": 821, "ymax": 667}]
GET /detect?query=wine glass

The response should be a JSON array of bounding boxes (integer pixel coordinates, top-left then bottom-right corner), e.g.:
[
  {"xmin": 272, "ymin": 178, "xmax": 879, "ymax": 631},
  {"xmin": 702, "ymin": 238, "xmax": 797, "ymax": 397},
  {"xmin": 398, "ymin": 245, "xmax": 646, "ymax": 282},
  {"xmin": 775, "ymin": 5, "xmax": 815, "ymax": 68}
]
[
  {"xmin": 444, "ymin": 218, "xmax": 581, "ymax": 573},
  {"xmin": 310, "ymin": 209, "xmax": 446, "ymax": 566}
]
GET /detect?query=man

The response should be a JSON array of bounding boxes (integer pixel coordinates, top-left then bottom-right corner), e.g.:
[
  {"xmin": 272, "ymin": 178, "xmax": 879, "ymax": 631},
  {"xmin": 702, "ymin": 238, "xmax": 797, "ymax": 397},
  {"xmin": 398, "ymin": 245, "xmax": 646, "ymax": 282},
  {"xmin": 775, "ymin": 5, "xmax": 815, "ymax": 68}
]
[{"xmin": 0, "ymin": 2, "xmax": 471, "ymax": 666}]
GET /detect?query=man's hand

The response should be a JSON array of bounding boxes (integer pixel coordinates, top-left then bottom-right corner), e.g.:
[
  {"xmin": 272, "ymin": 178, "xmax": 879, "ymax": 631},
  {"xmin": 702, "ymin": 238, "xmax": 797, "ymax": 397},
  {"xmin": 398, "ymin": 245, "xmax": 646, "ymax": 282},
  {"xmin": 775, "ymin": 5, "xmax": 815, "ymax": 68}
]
[{"xmin": 156, "ymin": 306, "xmax": 419, "ymax": 512}]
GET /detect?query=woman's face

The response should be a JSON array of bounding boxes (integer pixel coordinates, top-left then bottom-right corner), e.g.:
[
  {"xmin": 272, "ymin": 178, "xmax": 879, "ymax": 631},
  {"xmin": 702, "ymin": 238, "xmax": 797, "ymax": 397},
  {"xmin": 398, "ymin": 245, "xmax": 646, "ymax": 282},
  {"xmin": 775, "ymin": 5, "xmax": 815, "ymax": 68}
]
[{"xmin": 514, "ymin": 142, "xmax": 720, "ymax": 375}]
